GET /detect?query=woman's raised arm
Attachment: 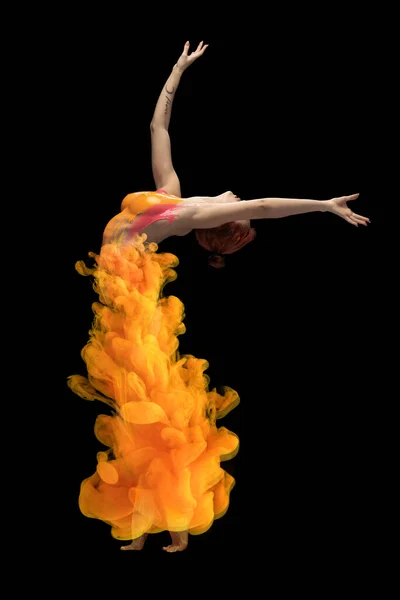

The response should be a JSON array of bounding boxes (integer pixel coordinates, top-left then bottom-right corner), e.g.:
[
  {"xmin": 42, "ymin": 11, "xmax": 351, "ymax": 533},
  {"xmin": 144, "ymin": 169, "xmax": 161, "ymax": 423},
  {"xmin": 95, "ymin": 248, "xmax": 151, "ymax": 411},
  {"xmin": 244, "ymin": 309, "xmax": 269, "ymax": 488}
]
[{"xmin": 150, "ymin": 41, "xmax": 208, "ymax": 197}]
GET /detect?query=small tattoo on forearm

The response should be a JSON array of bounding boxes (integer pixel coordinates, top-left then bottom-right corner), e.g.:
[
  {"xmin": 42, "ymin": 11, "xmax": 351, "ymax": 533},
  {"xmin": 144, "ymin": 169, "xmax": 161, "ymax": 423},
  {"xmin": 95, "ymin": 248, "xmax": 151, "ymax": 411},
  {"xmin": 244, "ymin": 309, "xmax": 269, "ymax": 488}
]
[
  {"xmin": 164, "ymin": 95, "xmax": 172, "ymax": 114},
  {"xmin": 165, "ymin": 85, "xmax": 175, "ymax": 95}
]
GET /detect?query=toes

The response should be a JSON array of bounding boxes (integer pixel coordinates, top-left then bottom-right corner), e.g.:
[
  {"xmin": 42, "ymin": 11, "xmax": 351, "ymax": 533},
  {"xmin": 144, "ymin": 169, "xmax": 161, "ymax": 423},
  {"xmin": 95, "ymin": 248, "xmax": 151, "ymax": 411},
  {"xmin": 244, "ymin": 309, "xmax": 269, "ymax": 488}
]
[{"xmin": 162, "ymin": 544, "xmax": 186, "ymax": 552}]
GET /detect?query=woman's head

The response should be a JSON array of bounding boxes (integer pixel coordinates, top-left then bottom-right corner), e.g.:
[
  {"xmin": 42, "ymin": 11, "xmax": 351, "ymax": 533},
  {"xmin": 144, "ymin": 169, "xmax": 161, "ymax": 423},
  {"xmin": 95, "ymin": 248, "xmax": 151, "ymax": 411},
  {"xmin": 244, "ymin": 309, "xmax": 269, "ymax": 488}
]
[{"xmin": 195, "ymin": 219, "xmax": 256, "ymax": 268}]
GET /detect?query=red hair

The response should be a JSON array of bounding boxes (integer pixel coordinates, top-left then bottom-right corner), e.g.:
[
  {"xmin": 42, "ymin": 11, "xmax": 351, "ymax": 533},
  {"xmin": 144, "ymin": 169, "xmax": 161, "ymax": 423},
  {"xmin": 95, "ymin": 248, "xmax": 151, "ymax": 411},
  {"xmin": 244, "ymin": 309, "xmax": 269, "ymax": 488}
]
[{"xmin": 194, "ymin": 220, "xmax": 256, "ymax": 268}]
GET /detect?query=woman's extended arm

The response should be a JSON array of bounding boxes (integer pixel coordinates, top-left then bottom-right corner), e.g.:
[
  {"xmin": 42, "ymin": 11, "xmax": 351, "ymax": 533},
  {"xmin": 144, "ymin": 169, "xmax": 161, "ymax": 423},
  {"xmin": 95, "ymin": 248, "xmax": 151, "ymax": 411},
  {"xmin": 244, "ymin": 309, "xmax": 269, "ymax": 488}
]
[
  {"xmin": 150, "ymin": 41, "xmax": 208, "ymax": 196},
  {"xmin": 186, "ymin": 193, "xmax": 369, "ymax": 229},
  {"xmin": 151, "ymin": 65, "xmax": 183, "ymax": 132}
]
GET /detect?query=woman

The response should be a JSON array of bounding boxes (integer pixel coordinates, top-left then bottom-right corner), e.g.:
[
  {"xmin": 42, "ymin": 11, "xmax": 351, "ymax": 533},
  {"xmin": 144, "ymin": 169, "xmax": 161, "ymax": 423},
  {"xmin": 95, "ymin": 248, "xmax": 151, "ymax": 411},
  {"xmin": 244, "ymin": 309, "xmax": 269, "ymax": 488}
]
[
  {"xmin": 103, "ymin": 40, "xmax": 369, "ymax": 260},
  {"xmin": 69, "ymin": 41, "xmax": 369, "ymax": 554}
]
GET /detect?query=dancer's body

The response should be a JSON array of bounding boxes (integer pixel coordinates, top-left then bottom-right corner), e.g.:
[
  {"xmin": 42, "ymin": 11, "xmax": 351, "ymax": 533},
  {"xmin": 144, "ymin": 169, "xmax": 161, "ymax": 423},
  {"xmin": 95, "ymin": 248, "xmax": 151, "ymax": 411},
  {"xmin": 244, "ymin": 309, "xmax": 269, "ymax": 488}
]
[
  {"xmin": 102, "ymin": 41, "xmax": 369, "ymax": 553},
  {"xmin": 103, "ymin": 40, "xmax": 369, "ymax": 255}
]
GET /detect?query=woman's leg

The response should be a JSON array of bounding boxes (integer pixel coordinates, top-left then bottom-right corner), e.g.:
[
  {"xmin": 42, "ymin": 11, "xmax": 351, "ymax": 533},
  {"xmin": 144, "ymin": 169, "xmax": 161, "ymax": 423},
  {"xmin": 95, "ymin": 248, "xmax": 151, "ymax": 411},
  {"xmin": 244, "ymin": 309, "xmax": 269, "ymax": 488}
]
[
  {"xmin": 120, "ymin": 533, "xmax": 148, "ymax": 551},
  {"xmin": 162, "ymin": 530, "xmax": 188, "ymax": 553}
]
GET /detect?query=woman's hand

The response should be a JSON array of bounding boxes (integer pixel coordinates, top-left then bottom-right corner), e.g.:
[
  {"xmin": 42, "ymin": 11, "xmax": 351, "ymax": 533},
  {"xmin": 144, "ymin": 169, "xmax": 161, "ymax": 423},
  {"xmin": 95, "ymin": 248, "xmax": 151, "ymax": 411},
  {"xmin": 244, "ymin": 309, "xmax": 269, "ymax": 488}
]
[
  {"xmin": 175, "ymin": 41, "xmax": 209, "ymax": 73},
  {"xmin": 325, "ymin": 193, "xmax": 370, "ymax": 226}
]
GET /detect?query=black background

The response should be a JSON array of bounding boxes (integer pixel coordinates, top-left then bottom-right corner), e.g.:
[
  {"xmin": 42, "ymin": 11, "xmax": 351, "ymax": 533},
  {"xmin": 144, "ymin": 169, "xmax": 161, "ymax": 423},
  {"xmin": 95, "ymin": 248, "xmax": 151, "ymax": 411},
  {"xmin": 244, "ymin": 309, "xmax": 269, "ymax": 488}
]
[{"xmin": 50, "ymin": 15, "xmax": 390, "ymax": 585}]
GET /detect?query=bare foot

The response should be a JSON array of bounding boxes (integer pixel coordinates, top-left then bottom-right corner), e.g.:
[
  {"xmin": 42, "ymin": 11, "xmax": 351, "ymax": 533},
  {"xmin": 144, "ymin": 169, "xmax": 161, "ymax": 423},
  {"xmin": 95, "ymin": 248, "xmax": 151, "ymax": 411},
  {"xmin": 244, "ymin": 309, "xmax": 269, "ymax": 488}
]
[
  {"xmin": 162, "ymin": 530, "xmax": 188, "ymax": 553},
  {"xmin": 120, "ymin": 533, "xmax": 148, "ymax": 551}
]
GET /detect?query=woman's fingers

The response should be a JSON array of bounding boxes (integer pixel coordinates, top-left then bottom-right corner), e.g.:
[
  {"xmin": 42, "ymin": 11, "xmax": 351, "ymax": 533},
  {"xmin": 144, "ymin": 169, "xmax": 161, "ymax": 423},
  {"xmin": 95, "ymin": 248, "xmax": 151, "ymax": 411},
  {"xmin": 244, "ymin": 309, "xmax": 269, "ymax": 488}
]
[
  {"xmin": 193, "ymin": 42, "xmax": 208, "ymax": 57},
  {"xmin": 183, "ymin": 40, "xmax": 208, "ymax": 61},
  {"xmin": 346, "ymin": 193, "xmax": 360, "ymax": 201},
  {"xmin": 346, "ymin": 210, "xmax": 370, "ymax": 226},
  {"xmin": 346, "ymin": 213, "xmax": 370, "ymax": 226},
  {"xmin": 353, "ymin": 212, "xmax": 370, "ymax": 223},
  {"xmin": 346, "ymin": 215, "xmax": 359, "ymax": 226},
  {"xmin": 352, "ymin": 214, "xmax": 370, "ymax": 225}
]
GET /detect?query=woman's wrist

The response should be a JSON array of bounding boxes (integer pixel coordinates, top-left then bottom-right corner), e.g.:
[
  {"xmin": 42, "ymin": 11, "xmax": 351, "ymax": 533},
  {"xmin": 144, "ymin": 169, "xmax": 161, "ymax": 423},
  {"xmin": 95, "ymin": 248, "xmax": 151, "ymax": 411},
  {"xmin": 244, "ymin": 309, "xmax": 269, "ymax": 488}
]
[
  {"xmin": 173, "ymin": 63, "xmax": 185, "ymax": 75},
  {"xmin": 320, "ymin": 200, "xmax": 332, "ymax": 213}
]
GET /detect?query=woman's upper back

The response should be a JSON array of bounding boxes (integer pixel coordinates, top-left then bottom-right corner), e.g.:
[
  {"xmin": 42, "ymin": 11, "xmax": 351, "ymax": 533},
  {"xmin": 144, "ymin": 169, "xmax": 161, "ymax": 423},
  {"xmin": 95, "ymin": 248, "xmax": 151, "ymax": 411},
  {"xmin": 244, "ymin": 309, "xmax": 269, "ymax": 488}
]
[{"xmin": 102, "ymin": 191, "xmax": 196, "ymax": 246}]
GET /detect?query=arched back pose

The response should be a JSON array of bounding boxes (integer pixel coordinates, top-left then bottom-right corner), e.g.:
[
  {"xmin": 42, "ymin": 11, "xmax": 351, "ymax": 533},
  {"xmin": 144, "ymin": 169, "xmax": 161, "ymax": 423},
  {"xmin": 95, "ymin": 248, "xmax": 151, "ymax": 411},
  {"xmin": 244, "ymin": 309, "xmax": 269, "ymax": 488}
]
[
  {"xmin": 103, "ymin": 40, "xmax": 369, "ymax": 267},
  {"xmin": 71, "ymin": 41, "xmax": 370, "ymax": 555}
]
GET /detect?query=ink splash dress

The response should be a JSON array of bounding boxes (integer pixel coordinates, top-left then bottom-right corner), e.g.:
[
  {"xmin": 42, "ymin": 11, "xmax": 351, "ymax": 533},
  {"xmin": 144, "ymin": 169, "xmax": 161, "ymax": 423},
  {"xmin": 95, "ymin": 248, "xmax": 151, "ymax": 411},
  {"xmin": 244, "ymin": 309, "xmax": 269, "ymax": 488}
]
[{"xmin": 68, "ymin": 191, "xmax": 240, "ymax": 540}]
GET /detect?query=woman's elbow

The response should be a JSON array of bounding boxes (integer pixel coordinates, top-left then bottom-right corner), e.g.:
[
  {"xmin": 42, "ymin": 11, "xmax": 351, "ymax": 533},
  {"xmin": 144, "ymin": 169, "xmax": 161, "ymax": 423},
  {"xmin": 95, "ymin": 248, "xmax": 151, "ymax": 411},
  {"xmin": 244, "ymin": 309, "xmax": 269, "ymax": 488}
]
[{"xmin": 150, "ymin": 121, "xmax": 166, "ymax": 133}]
